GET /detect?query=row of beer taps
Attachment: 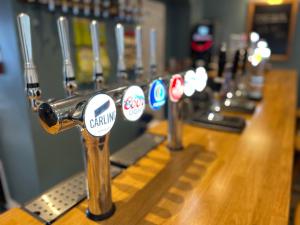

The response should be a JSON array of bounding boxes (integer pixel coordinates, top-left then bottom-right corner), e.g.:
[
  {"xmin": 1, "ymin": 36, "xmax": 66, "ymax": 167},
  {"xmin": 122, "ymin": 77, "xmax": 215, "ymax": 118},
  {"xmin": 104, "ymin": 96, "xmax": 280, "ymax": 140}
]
[{"xmin": 17, "ymin": 12, "xmax": 207, "ymax": 220}]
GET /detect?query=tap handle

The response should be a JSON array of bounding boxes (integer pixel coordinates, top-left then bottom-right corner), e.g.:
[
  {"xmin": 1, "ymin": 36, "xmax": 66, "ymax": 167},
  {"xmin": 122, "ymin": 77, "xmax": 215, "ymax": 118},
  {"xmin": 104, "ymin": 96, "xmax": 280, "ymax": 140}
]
[
  {"xmin": 115, "ymin": 23, "xmax": 127, "ymax": 79},
  {"xmin": 94, "ymin": 0, "xmax": 101, "ymax": 17},
  {"xmin": 17, "ymin": 13, "xmax": 42, "ymax": 111},
  {"xmin": 83, "ymin": 0, "xmax": 91, "ymax": 16},
  {"xmin": 241, "ymin": 48, "xmax": 248, "ymax": 75},
  {"xmin": 61, "ymin": 0, "xmax": 68, "ymax": 13},
  {"xmin": 57, "ymin": 17, "xmax": 71, "ymax": 63},
  {"xmin": 218, "ymin": 43, "xmax": 227, "ymax": 78},
  {"xmin": 90, "ymin": 20, "xmax": 104, "ymax": 88},
  {"xmin": 135, "ymin": 25, "xmax": 143, "ymax": 78},
  {"xmin": 149, "ymin": 28, "xmax": 157, "ymax": 77},
  {"xmin": 57, "ymin": 17, "xmax": 77, "ymax": 94},
  {"xmin": 231, "ymin": 49, "xmax": 240, "ymax": 80},
  {"xmin": 17, "ymin": 13, "xmax": 35, "ymax": 79},
  {"xmin": 72, "ymin": 0, "xmax": 80, "ymax": 15},
  {"xmin": 48, "ymin": 0, "xmax": 55, "ymax": 11}
]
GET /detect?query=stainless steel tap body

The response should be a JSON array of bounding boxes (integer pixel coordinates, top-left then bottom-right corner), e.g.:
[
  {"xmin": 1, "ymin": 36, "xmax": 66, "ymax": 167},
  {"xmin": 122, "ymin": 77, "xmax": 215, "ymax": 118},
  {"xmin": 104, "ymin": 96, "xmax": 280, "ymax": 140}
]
[
  {"xmin": 81, "ymin": 129, "xmax": 114, "ymax": 218},
  {"xmin": 37, "ymin": 86, "xmax": 127, "ymax": 220},
  {"xmin": 167, "ymin": 99, "xmax": 183, "ymax": 151}
]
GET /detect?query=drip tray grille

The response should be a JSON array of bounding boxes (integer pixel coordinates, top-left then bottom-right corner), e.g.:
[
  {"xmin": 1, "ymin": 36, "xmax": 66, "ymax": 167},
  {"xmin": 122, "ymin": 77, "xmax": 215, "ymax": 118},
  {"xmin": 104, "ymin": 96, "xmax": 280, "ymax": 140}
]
[
  {"xmin": 24, "ymin": 172, "xmax": 85, "ymax": 224},
  {"xmin": 24, "ymin": 165, "xmax": 122, "ymax": 224}
]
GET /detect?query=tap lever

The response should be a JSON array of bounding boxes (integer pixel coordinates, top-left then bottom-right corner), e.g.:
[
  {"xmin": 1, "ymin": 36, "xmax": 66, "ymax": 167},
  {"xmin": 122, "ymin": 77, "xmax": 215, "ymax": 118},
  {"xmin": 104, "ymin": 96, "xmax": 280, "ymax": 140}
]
[
  {"xmin": 57, "ymin": 16, "xmax": 77, "ymax": 95},
  {"xmin": 90, "ymin": 20, "xmax": 104, "ymax": 89},
  {"xmin": 135, "ymin": 25, "xmax": 143, "ymax": 79},
  {"xmin": 149, "ymin": 28, "xmax": 157, "ymax": 77},
  {"xmin": 218, "ymin": 43, "xmax": 227, "ymax": 78},
  {"xmin": 17, "ymin": 13, "xmax": 42, "ymax": 111},
  {"xmin": 115, "ymin": 23, "xmax": 127, "ymax": 80}
]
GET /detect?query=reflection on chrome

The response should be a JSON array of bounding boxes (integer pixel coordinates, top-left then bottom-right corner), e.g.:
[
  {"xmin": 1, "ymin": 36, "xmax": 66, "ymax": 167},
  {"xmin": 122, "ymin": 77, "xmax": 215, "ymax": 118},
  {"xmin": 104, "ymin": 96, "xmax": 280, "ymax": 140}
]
[
  {"xmin": 226, "ymin": 92, "xmax": 233, "ymax": 99},
  {"xmin": 224, "ymin": 99, "xmax": 231, "ymax": 107},
  {"xmin": 208, "ymin": 112, "xmax": 215, "ymax": 121}
]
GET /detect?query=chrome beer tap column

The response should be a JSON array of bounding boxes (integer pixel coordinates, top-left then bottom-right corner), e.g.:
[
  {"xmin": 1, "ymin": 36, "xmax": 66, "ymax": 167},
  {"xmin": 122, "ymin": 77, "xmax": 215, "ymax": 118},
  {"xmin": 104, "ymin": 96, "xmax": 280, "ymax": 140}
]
[
  {"xmin": 167, "ymin": 75, "xmax": 185, "ymax": 151},
  {"xmin": 18, "ymin": 13, "xmax": 116, "ymax": 221},
  {"xmin": 17, "ymin": 13, "xmax": 42, "ymax": 112},
  {"xmin": 57, "ymin": 17, "xmax": 77, "ymax": 96},
  {"xmin": 57, "ymin": 17, "xmax": 114, "ymax": 220},
  {"xmin": 86, "ymin": 19, "xmax": 115, "ymax": 220},
  {"xmin": 167, "ymin": 100, "xmax": 183, "ymax": 151}
]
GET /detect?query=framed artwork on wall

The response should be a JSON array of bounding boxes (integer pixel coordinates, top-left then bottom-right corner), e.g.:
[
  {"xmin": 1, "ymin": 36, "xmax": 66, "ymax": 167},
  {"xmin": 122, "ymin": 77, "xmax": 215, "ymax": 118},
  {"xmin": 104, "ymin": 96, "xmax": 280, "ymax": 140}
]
[{"xmin": 247, "ymin": 0, "xmax": 298, "ymax": 61}]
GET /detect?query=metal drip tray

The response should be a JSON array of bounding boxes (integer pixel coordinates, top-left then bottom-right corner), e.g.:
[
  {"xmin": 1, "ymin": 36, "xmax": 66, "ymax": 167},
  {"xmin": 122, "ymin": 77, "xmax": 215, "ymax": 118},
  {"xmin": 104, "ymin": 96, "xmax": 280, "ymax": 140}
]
[
  {"xmin": 222, "ymin": 98, "xmax": 256, "ymax": 114},
  {"xmin": 189, "ymin": 112, "xmax": 246, "ymax": 133},
  {"xmin": 110, "ymin": 133, "xmax": 166, "ymax": 168},
  {"xmin": 23, "ymin": 165, "xmax": 122, "ymax": 224},
  {"xmin": 247, "ymin": 91, "xmax": 263, "ymax": 101}
]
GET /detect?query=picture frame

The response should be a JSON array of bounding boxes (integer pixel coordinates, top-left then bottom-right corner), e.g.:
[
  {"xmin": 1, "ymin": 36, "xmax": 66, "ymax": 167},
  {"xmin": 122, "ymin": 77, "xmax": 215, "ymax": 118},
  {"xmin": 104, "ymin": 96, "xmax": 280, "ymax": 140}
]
[{"xmin": 247, "ymin": 0, "xmax": 298, "ymax": 61}]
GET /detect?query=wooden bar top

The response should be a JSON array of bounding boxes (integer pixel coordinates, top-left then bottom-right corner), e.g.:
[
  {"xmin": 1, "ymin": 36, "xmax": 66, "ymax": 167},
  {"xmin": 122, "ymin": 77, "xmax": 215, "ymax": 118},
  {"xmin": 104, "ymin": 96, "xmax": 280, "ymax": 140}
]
[{"xmin": 0, "ymin": 69, "xmax": 297, "ymax": 225}]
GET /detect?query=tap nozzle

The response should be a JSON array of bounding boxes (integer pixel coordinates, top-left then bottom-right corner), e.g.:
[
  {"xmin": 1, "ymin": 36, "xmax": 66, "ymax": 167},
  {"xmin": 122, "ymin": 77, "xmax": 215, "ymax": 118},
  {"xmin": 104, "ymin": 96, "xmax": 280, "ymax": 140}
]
[
  {"xmin": 57, "ymin": 16, "xmax": 77, "ymax": 96},
  {"xmin": 17, "ymin": 13, "xmax": 42, "ymax": 112}
]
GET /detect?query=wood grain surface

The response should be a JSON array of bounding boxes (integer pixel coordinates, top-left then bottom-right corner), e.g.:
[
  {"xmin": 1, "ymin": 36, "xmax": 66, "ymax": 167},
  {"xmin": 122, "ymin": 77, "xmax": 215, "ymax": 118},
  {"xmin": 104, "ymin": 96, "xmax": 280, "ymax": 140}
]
[{"xmin": 0, "ymin": 69, "xmax": 297, "ymax": 225}]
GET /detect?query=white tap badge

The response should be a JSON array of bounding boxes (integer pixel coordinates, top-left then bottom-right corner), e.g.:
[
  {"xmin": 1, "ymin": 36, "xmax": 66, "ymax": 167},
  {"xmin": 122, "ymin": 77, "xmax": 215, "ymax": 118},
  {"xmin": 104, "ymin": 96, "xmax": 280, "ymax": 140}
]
[
  {"xmin": 84, "ymin": 94, "xmax": 116, "ymax": 137},
  {"xmin": 122, "ymin": 85, "xmax": 145, "ymax": 121},
  {"xmin": 184, "ymin": 70, "xmax": 197, "ymax": 97},
  {"xmin": 195, "ymin": 67, "xmax": 208, "ymax": 92}
]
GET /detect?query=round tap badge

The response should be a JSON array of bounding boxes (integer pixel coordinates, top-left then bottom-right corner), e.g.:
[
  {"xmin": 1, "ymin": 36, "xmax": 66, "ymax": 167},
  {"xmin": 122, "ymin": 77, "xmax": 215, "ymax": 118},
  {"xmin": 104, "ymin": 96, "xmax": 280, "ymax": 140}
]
[
  {"xmin": 184, "ymin": 70, "xmax": 197, "ymax": 97},
  {"xmin": 84, "ymin": 94, "xmax": 116, "ymax": 137},
  {"xmin": 169, "ymin": 74, "xmax": 184, "ymax": 102},
  {"xmin": 122, "ymin": 85, "xmax": 145, "ymax": 121},
  {"xmin": 148, "ymin": 79, "xmax": 167, "ymax": 111},
  {"xmin": 195, "ymin": 66, "xmax": 208, "ymax": 92}
]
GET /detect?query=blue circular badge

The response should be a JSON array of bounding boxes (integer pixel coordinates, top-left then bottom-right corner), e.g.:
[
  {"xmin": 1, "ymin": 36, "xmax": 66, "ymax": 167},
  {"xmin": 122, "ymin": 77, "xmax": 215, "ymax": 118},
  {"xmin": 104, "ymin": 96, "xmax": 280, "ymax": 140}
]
[{"xmin": 148, "ymin": 79, "xmax": 166, "ymax": 111}]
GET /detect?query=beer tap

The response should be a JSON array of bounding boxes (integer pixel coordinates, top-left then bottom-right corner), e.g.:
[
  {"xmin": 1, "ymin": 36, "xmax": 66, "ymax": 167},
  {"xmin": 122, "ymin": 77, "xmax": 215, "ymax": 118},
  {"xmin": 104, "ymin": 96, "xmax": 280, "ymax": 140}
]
[
  {"xmin": 188, "ymin": 45, "xmax": 246, "ymax": 133},
  {"xmin": 149, "ymin": 28, "xmax": 157, "ymax": 78},
  {"xmin": 220, "ymin": 48, "xmax": 256, "ymax": 114},
  {"xmin": 48, "ymin": 0, "xmax": 55, "ymax": 12},
  {"xmin": 94, "ymin": 0, "xmax": 101, "ymax": 17},
  {"xmin": 217, "ymin": 43, "xmax": 227, "ymax": 79},
  {"xmin": 115, "ymin": 23, "xmax": 128, "ymax": 81},
  {"xmin": 167, "ymin": 98, "xmax": 183, "ymax": 150},
  {"xmin": 72, "ymin": 0, "xmax": 80, "ymax": 15},
  {"xmin": 57, "ymin": 17, "xmax": 117, "ymax": 220},
  {"xmin": 118, "ymin": 0, "xmax": 126, "ymax": 20},
  {"xmin": 61, "ymin": 0, "xmax": 69, "ymax": 13},
  {"xmin": 90, "ymin": 20, "xmax": 104, "ymax": 90},
  {"xmin": 241, "ymin": 48, "xmax": 248, "ymax": 75},
  {"xmin": 57, "ymin": 17, "xmax": 78, "ymax": 96},
  {"xmin": 17, "ymin": 13, "xmax": 42, "ymax": 112},
  {"xmin": 102, "ymin": 0, "xmax": 110, "ymax": 18},
  {"xmin": 83, "ymin": 0, "xmax": 92, "ymax": 16},
  {"xmin": 135, "ymin": 25, "xmax": 143, "ymax": 80},
  {"xmin": 210, "ymin": 43, "xmax": 227, "ymax": 113},
  {"xmin": 18, "ymin": 13, "xmax": 118, "ymax": 221}
]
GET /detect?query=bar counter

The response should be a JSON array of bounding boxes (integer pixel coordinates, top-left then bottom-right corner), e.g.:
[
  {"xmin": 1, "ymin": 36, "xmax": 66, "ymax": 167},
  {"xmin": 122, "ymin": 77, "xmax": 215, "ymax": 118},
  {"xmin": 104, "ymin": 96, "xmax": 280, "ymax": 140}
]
[{"xmin": 0, "ymin": 69, "xmax": 297, "ymax": 225}]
